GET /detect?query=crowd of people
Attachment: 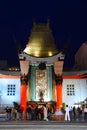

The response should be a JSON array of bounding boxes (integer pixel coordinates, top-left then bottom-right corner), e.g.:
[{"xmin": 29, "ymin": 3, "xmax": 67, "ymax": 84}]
[
  {"xmin": 1, "ymin": 104, "xmax": 87, "ymax": 121},
  {"xmin": 4, "ymin": 104, "xmax": 50, "ymax": 121},
  {"xmin": 64, "ymin": 105, "xmax": 87, "ymax": 121}
]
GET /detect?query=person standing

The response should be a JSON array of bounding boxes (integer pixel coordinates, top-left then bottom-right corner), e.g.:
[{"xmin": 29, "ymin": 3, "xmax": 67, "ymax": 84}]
[
  {"xmin": 84, "ymin": 106, "xmax": 87, "ymax": 120},
  {"xmin": 26, "ymin": 105, "xmax": 32, "ymax": 120},
  {"xmin": 8, "ymin": 107, "xmax": 12, "ymax": 120},
  {"xmin": 73, "ymin": 106, "xmax": 76, "ymax": 120},
  {"xmin": 38, "ymin": 105, "xmax": 44, "ymax": 120},
  {"xmin": 5, "ymin": 106, "xmax": 9, "ymax": 120},
  {"xmin": 65, "ymin": 105, "xmax": 70, "ymax": 121},
  {"xmin": 43, "ymin": 105, "xmax": 48, "ymax": 121}
]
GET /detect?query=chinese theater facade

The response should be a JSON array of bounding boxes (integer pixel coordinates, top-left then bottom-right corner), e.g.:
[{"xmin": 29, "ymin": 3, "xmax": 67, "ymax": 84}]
[{"xmin": 19, "ymin": 21, "xmax": 65, "ymax": 111}]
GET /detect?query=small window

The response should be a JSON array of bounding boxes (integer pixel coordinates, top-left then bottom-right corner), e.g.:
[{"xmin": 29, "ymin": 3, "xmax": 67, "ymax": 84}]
[
  {"xmin": 66, "ymin": 84, "xmax": 75, "ymax": 96},
  {"xmin": 7, "ymin": 84, "xmax": 16, "ymax": 96}
]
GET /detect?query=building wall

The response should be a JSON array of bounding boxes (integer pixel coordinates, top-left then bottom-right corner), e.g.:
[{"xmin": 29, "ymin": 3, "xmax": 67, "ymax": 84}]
[
  {"xmin": 62, "ymin": 78, "xmax": 87, "ymax": 106},
  {"xmin": 0, "ymin": 78, "xmax": 21, "ymax": 107},
  {"xmin": 0, "ymin": 75, "xmax": 87, "ymax": 108}
]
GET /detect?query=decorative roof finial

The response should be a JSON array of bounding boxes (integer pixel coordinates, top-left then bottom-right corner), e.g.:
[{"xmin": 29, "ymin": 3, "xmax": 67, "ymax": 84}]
[
  {"xmin": 33, "ymin": 17, "xmax": 36, "ymax": 26},
  {"xmin": 47, "ymin": 16, "xmax": 50, "ymax": 26}
]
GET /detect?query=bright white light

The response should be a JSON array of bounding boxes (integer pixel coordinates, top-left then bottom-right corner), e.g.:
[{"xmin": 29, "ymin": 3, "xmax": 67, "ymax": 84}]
[{"xmin": 48, "ymin": 52, "xmax": 52, "ymax": 56}]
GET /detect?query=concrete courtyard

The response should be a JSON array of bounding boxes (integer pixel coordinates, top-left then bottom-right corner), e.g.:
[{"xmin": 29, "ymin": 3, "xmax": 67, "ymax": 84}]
[{"xmin": 0, "ymin": 120, "xmax": 87, "ymax": 130}]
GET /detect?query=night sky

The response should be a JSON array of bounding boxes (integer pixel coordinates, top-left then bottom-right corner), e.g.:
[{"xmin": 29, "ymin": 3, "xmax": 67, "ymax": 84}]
[{"xmin": 0, "ymin": 0, "xmax": 87, "ymax": 68}]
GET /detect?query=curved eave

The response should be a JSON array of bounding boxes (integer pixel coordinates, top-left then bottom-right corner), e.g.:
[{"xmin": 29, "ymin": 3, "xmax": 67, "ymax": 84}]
[
  {"xmin": 0, "ymin": 74, "xmax": 20, "ymax": 78},
  {"xmin": 23, "ymin": 51, "xmax": 59, "ymax": 58},
  {"xmin": 0, "ymin": 70, "xmax": 21, "ymax": 78},
  {"xmin": 63, "ymin": 74, "xmax": 87, "ymax": 79},
  {"xmin": 23, "ymin": 48, "xmax": 58, "ymax": 58},
  {"xmin": 19, "ymin": 52, "xmax": 65, "ymax": 64}
]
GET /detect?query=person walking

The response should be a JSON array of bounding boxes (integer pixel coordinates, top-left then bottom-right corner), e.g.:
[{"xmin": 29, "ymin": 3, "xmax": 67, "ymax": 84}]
[{"xmin": 65, "ymin": 105, "xmax": 70, "ymax": 121}]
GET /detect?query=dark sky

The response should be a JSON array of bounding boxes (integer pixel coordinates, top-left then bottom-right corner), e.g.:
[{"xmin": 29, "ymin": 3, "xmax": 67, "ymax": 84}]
[{"xmin": 0, "ymin": 0, "xmax": 87, "ymax": 68}]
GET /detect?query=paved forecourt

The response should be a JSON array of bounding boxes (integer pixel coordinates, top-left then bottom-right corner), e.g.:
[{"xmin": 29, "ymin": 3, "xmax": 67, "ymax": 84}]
[{"xmin": 0, "ymin": 121, "xmax": 87, "ymax": 130}]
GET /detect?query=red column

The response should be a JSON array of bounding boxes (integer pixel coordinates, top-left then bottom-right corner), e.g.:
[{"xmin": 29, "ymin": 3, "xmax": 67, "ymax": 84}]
[
  {"xmin": 56, "ymin": 84, "xmax": 62, "ymax": 109},
  {"xmin": 20, "ymin": 82, "xmax": 27, "ymax": 120},
  {"xmin": 20, "ymin": 83, "xmax": 27, "ymax": 112},
  {"xmin": 54, "ymin": 61, "xmax": 64, "ymax": 109},
  {"xmin": 19, "ymin": 60, "xmax": 29, "ymax": 120}
]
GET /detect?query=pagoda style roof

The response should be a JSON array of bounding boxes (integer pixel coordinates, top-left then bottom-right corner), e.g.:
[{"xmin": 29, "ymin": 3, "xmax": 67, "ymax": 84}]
[{"xmin": 24, "ymin": 21, "xmax": 58, "ymax": 58}]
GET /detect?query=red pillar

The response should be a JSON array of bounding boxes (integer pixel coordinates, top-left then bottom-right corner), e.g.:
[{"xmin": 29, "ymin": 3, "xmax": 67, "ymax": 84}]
[
  {"xmin": 19, "ymin": 60, "xmax": 29, "ymax": 120},
  {"xmin": 20, "ymin": 83, "xmax": 27, "ymax": 112},
  {"xmin": 54, "ymin": 61, "xmax": 64, "ymax": 109},
  {"xmin": 56, "ymin": 84, "xmax": 62, "ymax": 109},
  {"xmin": 20, "ymin": 83, "xmax": 27, "ymax": 119}
]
